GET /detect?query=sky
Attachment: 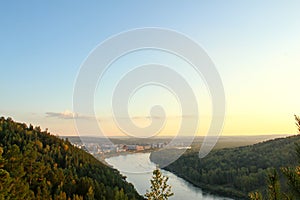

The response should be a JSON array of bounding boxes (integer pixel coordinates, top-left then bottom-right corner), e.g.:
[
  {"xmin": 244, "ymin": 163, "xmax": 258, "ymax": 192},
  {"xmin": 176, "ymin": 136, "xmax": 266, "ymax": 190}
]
[{"xmin": 1, "ymin": 1, "xmax": 300, "ymax": 137}]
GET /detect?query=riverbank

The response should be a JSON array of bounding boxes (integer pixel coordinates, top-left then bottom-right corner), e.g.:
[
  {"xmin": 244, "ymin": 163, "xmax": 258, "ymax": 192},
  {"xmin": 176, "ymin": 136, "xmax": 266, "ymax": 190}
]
[
  {"xmin": 105, "ymin": 152, "xmax": 232, "ymax": 200},
  {"xmin": 99, "ymin": 149, "xmax": 242, "ymax": 199},
  {"xmin": 149, "ymin": 151, "xmax": 246, "ymax": 200},
  {"xmin": 94, "ymin": 148, "xmax": 157, "ymax": 167},
  {"xmin": 161, "ymin": 168, "xmax": 246, "ymax": 200}
]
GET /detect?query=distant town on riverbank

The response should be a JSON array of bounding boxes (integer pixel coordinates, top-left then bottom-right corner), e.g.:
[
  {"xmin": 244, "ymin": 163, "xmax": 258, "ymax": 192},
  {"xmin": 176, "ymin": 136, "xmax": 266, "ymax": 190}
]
[
  {"xmin": 62, "ymin": 135, "xmax": 289, "ymax": 157},
  {"xmin": 64, "ymin": 136, "xmax": 184, "ymax": 156}
]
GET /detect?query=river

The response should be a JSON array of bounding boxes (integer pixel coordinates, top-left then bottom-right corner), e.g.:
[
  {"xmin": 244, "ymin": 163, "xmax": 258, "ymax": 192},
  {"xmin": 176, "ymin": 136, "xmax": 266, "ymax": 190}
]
[{"xmin": 105, "ymin": 153, "xmax": 233, "ymax": 200}]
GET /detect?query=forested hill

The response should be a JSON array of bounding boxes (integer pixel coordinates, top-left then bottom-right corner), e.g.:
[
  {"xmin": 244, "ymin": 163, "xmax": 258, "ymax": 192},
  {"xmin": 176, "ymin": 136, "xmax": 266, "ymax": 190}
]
[
  {"xmin": 0, "ymin": 117, "xmax": 143, "ymax": 200},
  {"xmin": 150, "ymin": 135, "xmax": 300, "ymax": 199}
]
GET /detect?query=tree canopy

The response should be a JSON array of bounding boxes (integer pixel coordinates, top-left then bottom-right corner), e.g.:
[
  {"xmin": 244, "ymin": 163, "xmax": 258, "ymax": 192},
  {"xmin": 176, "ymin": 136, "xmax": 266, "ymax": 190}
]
[
  {"xmin": 0, "ymin": 117, "xmax": 143, "ymax": 200},
  {"xmin": 145, "ymin": 168, "xmax": 173, "ymax": 200},
  {"xmin": 249, "ymin": 116, "xmax": 300, "ymax": 200},
  {"xmin": 151, "ymin": 128, "xmax": 300, "ymax": 199}
]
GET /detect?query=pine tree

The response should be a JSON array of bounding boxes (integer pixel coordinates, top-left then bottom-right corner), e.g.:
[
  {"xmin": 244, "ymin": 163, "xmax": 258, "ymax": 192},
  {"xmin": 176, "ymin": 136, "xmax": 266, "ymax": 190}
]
[
  {"xmin": 86, "ymin": 186, "xmax": 94, "ymax": 200},
  {"xmin": 266, "ymin": 170, "xmax": 281, "ymax": 200},
  {"xmin": 249, "ymin": 191, "xmax": 263, "ymax": 200},
  {"xmin": 0, "ymin": 147, "xmax": 12, "ymax": 199},
  {"xmin": 145, "ymin": 168, "xmax": 173, "ymax": 200},
  {"xmin": 249, "ymin": 115, "xmax": 300, "ymax": 200}
]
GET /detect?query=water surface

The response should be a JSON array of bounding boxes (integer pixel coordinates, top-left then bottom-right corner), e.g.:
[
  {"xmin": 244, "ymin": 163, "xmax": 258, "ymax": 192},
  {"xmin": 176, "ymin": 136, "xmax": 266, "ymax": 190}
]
[{"xmin": 106, "ymin": 153, "xmax": 233, "ymax": 200}]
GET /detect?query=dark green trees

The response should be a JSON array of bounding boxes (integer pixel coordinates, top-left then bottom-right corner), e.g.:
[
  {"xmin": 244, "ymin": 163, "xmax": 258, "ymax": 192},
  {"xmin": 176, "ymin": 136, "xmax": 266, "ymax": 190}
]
[
  {"xmin": 249, "ymin": 115, "xmax": 300, "ymax": 200},
  {"xmin": 0, "ymin": 147, "xmax": 12, "ymax": 199},
  {"xmin": 145, "ymin": 168, "xmax": 173, "ymax": 200},
  {"xmin": 0, "ymin": 117, "xmax": 142, "ymax": 200},
  {"xmin": 0, "ymin": 146, "xmax": 33, "ymax": 199},
  {"xmin": 249, "ymin": 164, "xmax": 297, "ymax": 200},
  {"xmin": 150, "ymin": 116, "xmax": 300, "ymax": 199}
]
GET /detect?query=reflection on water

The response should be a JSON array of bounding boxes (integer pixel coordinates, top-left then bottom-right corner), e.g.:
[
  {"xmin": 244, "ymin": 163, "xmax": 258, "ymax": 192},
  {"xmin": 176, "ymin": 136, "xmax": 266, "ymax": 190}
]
[{"xmin": 106, "ymin": 153, "xmax": 233, "ymax": 200}]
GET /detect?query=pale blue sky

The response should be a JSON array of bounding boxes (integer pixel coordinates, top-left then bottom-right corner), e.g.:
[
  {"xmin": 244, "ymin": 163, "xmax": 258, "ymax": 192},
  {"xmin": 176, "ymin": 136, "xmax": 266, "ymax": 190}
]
[{"xmin": 1, "ymin": 1, "xmax": 300, "ymax": 135}]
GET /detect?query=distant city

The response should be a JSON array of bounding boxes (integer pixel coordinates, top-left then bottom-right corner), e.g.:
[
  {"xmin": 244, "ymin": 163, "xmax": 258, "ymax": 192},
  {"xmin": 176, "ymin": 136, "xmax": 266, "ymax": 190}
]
[
  {"xmin": 73, "ymin": 142, "xmax": 167, "ymax": 155},
  {"xmin": 64, "ymin": 135, "xmax": 288, "ymax": 157},
  {"xmin": 66, "ymin": 137, "xmax": 192, "ymax": 156}
]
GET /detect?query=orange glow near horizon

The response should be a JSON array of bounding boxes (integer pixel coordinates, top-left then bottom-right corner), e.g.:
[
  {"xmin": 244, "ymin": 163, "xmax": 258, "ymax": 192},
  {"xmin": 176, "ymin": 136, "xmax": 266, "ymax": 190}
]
[{"xmin": 16, "ymin": 113, "xmax": 296, "ymax": 137}]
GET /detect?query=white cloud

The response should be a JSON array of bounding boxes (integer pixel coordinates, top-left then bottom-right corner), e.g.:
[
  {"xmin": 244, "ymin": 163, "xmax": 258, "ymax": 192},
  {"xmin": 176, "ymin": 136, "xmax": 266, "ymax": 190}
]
[{"xmin": 45, "ymin": 110, "xmax": 79, "ymax": 119}]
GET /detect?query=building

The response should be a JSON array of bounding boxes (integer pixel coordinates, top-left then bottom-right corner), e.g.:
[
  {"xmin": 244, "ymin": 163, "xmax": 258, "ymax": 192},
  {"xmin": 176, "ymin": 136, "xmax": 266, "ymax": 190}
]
[{"xmin": 136, "ymin": 145, "xmax": 144, "ymax": 151}]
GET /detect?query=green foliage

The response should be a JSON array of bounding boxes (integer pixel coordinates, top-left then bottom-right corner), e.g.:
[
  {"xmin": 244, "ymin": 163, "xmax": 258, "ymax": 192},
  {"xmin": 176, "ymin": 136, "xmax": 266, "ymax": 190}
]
[
  {"xmin": 281, "ymin": 166, "xmax": 300, "ymax": 197},
  {"xmin": 249, "ymin": 148, "xmax": 300, "ymax": 200},
  {"xmin": 249, "ymin": 192, "xmax": 263, "ymax": 200},
  {"xmin": 294, "ymin": 114, "xmax": 300, "ymax": 133},
  {"xmin": 0, "ymin": 147, "xmax": 12, "ymax": 200},
  {"xmin": 145, "ymin": 168, "xmax": 173, "ymax": 200},
  {"xmin": 249, "ymin": 115, "xmax": 300, "ymax": 200},
  {"xmin": 248, "ymin": 159, "xmax": 299, "ymax": 200},
  {"xmin": 266, "ymin": 170, "xmax": 281, "ymax": 200},
  {"xmin": 151, "ymin": 132, "xmax": 300, "ymax": 199},
  {"xmin": 0, "ymin": 117, "xmax": 142, "ymax": 200}
]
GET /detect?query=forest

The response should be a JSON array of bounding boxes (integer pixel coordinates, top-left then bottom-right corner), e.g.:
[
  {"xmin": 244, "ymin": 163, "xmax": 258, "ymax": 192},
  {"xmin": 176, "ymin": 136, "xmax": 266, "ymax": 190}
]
[
  {"xmin": 151, "ymin": 134, "xmax": 300, "ymax": 199},
  {"xmin": 2, "ymin": 115, "xmax": 300, "ymax": 200},
  {"xmin": 0, "ymin": 117, "xmax": 143, "ymax": 200}
]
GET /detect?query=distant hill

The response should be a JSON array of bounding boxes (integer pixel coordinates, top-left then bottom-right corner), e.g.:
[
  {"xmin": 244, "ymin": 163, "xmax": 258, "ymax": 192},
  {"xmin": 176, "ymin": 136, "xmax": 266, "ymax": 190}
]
[
  {"xmin": 64, "ymin": 135, "xmax": 289, "ymax": 150},
  {"xmin": 0, "ymin": 117, "xmax": 143, "ymax": 200},
  {"xmin": 150, "ymin": 135, "xmax": 300, "ymax": 199}
]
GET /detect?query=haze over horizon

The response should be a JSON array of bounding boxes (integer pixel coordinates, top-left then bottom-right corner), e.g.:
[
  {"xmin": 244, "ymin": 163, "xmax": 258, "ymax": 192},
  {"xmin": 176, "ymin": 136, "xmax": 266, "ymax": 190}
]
[{"xmin": 1, "ymin": 1, "xmax": 300, "ymax": 137}]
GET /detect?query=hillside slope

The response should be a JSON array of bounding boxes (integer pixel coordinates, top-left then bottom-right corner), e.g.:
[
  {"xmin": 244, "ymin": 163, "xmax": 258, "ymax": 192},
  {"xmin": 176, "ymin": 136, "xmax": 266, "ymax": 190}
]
[
  {"xmin": 150, "ymin": 135, "xmax": 300, "ymax": 199},
  {"xmin": 0, "ymin": 117, "xmax": 143, "ymax": 200}
]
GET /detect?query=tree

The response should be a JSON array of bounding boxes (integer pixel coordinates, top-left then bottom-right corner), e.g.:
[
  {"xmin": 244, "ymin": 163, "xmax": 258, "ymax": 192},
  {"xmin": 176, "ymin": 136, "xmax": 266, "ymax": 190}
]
[
  {"xmin": 266, "ymin": 170, "xmax": 281, "ymax": 200},
  {"xmin": 0, "ymin": 117, "xmax": 143, "ymax": 200},
  {"xmin": 86, "ymin": 186, "xmax": 94, "ymax": 200},
  {"xmin": 145, "ymin": 168, "xmax": 173, "ymax": 200},
  {"xmin": 249, "ymin": 191, "xmax": 263, "ymax": 200},
  {"xmin": 249, "ymin": 115, "xmax": 300, "ymax": 200},
  {"xmin": 0, "ymin": 147, "xmax": 12, "ymax": 199}
]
